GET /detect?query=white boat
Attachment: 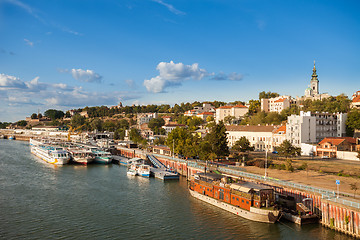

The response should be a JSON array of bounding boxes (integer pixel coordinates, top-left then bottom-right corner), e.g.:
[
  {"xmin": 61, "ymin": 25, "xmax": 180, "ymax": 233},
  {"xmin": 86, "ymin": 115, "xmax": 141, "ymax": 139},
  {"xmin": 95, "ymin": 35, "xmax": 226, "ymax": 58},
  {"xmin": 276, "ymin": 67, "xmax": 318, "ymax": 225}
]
[
  {"xmin": 30, "ymin": 143, "xmax": 70, "ymax": 165},
  {"xmin": 118, "ymin": 157, "xmax": 143, "ymax": 166},
  {"xmin": 127, "ymin": 164, "xmax": 138, "ymax": 176},
  {"xmin": 137, "ymin": 164, "xmax": 150, "ymax": 177},
  {"xmin": 69, "ymin": 149, "xmax": 95, "ymax": 165},
  {"xmin": 92, "ymin": 150, "xmax": 112, "ymax": 164}
]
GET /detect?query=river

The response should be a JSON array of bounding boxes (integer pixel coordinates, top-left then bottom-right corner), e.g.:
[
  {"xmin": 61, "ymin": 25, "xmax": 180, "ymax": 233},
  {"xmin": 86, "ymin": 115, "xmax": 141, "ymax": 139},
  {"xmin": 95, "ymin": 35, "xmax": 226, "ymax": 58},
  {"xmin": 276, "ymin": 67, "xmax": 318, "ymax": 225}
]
[{"xmin": 0, "ymin": 140, "xmax": 352, "ymax": 239}]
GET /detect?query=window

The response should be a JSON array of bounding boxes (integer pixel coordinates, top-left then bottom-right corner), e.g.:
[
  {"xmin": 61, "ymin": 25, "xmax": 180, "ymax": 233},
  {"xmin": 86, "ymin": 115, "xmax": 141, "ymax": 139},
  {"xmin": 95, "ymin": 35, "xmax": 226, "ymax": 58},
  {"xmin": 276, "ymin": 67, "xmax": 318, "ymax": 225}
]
[{"xmin": 242, "ymin": 199, "xmax": 244, "ymax": 203}]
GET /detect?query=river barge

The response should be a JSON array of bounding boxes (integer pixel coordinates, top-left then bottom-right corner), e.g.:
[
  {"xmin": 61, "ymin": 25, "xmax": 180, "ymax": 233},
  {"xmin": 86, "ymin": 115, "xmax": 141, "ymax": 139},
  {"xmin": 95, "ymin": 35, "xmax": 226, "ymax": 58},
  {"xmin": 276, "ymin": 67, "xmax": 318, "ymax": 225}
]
[{"xmin": 189, "ymin": 173, "xmax": 280, "ymax": 223}]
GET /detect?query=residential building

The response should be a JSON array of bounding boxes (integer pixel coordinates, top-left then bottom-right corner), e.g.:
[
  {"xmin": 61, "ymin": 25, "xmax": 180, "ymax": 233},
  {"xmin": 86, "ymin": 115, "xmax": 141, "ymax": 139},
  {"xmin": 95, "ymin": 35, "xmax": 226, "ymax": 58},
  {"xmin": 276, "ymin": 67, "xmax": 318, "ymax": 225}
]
[
  {"xmin": 184, "ymin": 103, "xmax": 215, "ymax": 116},
  {"xmin": 351, "ymin": 91, "xmax": 360, "ymax": 109},
  {"xmin": 286, "ymin": 111, "xmax": 347, "ymax": 147},
  {"xmin": 215, "ymin": 104, "xmax": 249, "ymax": 123},
  {"xmin": 197, "ymin": 112, "xmax": 214, "ymax": 121},
  {"xmin": 137, "ymin": 113, "xmax": 158, "ymax": 126},
  {"xmin": 161, "ymin": 116, "xmax": 172, "ymax": 125},
  {"xmin": 316, "ymin": 137, "xmax": 357, "ymax": 158},
  {"xmin": 226, "ymin": 125, "xmax": 286, "ymax": 152},
  {"xmin": 139, "ymin": 123, "xmax": 154, "ymax": 139},
  {"xmin": 162, "ymin": 123, "xmax": 186, "ymax": 135},
  {"xmin": 261, "ymin": 95, "xmax": 294, "ymax": 113}
]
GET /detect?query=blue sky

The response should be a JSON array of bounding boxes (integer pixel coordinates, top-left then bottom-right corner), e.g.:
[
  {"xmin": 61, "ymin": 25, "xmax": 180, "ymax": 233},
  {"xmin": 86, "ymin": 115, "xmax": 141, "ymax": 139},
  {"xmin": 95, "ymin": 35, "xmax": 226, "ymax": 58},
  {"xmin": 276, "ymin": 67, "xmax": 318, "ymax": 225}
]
[{"xmin": 0, "ymin": 0, "xmax": 359, "ymax": 122}]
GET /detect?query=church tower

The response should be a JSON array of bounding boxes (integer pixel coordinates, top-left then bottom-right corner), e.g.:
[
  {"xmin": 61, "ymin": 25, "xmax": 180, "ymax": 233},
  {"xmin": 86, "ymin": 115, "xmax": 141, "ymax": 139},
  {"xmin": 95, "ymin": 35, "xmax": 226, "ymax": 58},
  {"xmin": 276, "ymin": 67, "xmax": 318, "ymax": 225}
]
[{"xmin": 310, "ymin": 61, "xmax": 319, "ymax": 95}]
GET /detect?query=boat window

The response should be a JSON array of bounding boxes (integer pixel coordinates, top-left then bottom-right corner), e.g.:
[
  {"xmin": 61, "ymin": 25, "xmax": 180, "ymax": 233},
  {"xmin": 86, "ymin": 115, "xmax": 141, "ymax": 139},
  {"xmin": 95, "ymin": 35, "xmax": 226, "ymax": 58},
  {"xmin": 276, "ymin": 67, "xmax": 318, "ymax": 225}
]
[
  {"xmin": 232, "ymin": 197, "xmax": 235, "ymax": 200},
  {"xmin": 246, "ymin": 201, "xmax": 249, "ymax": 204},
  {"xmin": 236, "ymin": 198, "xmax": 239, "ymax": 201},
  {"xmin": 242, "ymin": 200, "xmax": 244, "ymax": 203}
]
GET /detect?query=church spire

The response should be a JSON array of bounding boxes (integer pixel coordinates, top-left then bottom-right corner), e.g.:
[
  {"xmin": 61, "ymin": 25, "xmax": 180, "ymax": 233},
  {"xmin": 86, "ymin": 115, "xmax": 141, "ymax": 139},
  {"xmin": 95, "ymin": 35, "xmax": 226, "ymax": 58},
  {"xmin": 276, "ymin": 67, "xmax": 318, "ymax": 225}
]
[{"xmin": 312, "ymin": 60, "xmax": 318, "ymax": 80}]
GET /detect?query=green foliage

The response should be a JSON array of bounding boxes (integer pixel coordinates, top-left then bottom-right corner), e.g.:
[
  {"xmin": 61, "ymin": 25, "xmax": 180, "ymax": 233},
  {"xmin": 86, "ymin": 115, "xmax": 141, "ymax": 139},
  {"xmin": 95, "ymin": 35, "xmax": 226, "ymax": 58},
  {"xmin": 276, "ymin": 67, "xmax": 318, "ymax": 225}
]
[
  {"xmin": 114, "ymin": 128, "xmax": 125, "ymax": 140},
  {"xmin": 187, "ymin": 117, "xmax": 203, "ymax": 130},
  {"xmin": 346, "ymin": 109, "xmax": 360, "ymax": 135},
  {"xmin": 224, "ymin": 115, "xmax": 236, "ymax": 125},
  {"xmin": 301, "ymin": 94, "xmax": 351, "ymax": 113},
  {"xmin": 277, "ymin": 140, "xmax": 301, "ymax": 157},
  {"xmin": 166, "ymin": 127, "xmax": 194, "ymax": 156},
  {"xmin": 90, "ymin": 118, "xmax": 103, "ymax": 131},
  {"xmin": 285, "ymin": 159, "xmax": 294, "ymax": 172},
  {"xmin": 16, "ymin": 120, "xmax": 27, "ymax": 127},
  {"xmin": 259, "ymin": 91, "xmax": 279, "ymax": 100},
  {"xmin": 0, "ymin": 122, "xmax": 11, "ymax": 129},
  {"xmin": 248, "ymin": 100, "xmax": 260, "ymax": 114},
  {"xmin": 129, "ymin": 128, "xmax": 143, "ymax": 144},
  {"xmin": 205, "ymin": 121, "xmax": 230, "ymax": 159},
  {"xmin": 31, "ymin": 113, "xmax": 37, "ymax": 119},
  {"xmin": 154, "ymin": 137, "xmax": 166, "ymax": 146},
  {"xmin": 37, "ymin": 113, "xmax": 42, "ymax": 119},
  {"xmin": 148, "ymin": 117, "xmax": 165, "ymax": 134},
  {"xmin": 232, "ymin": 136, "xmax": 254, "ymax": 152},
  {"xmin": 297, "ymin": 162, "xmax": 308, "ymax": 171},
  {"xmin": 71, "ymin": 114, "xmax": 86, "ymax": 128},
  {"xmin": 44, "ymin": 109, "xmax": 65, "ymax": 120},
  {"xmin": 206, "ymin": 115, "xmax": 214, "ymax": 122}
]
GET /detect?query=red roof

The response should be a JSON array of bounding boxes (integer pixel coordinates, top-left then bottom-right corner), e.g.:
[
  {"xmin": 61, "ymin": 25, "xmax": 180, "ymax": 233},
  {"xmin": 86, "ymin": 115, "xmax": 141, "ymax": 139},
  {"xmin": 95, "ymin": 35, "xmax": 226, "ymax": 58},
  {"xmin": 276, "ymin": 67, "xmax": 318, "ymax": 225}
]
[
  {"xmin": 318, "ymin": 137, "xmax": 356, "ymax": 146},
  {"xmin": 233, "ymin": 104, "xmax": 248, "ymax": 108},
  {"xmin": 198, "ymin": 112, "xmax": 214, "ymax": 115},
  {"xmin": 352, "ymin": 95, "xmax": 360, "ymax": 103},
  {"xmin": 274, "ymin": 98, "xmax": 286, "ymax": 103},
  {"xmin": 217, "ymin": 105, "xmax": 247, "ymax": 109},
  {"xmin": 273, "ymin": 125, "xmax": 286, "ymax": 134}
]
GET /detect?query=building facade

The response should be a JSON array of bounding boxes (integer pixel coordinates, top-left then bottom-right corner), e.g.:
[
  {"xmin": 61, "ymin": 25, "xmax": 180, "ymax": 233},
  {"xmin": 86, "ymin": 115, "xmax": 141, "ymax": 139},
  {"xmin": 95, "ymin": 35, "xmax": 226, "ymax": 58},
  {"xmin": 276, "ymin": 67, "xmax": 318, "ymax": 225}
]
[
  {"xmin": 226, "ymin": 125, "xmax": 286, "ymax": 152},
  {"xmin": 351, "ymin": 91, "xmax": 360, "ymax": 109},
  {"xmin": 215, "ymin": 105, "xmax": 249, "ymax": 123},
  {"xmin": 261, "ymin": 95, "xmax": 294, "ymax": 113},
  {"xmin": 286, "ymin": 111, "xmax": 347, "ymax": 147},
  {"xmin": 137, "ymin": 113, "xmax": 158, "ymax": 126}
]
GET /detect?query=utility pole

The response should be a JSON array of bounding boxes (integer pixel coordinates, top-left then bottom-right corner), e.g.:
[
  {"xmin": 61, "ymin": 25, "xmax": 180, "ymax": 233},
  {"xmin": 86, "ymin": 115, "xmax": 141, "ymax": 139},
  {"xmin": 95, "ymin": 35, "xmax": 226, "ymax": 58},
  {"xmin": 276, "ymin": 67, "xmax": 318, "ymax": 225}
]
[{"xmin": 265, "ymin": 150, "xmax": 268, "ymax": 179}]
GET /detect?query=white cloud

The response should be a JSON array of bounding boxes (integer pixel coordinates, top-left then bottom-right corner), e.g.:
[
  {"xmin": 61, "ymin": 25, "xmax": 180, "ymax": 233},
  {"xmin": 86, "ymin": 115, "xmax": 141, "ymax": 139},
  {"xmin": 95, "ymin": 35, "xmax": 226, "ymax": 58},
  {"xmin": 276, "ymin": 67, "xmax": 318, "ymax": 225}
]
[
  {"xmin": 153, "ymin": 0, "xmax": 185, "ymax": 15},
  {"xmin": 211, "ymin": 72, "xmax": 243, "ymax": 81},
  {"xmin": 144, "ymin": 61, "xmax": 207, "ymax": 93},
  {"xmin": 0, "ymin": 74, "xmax": 27, "ymax": 89},
  {"xmin": 70, "ymin": 69, "xmax": 102, "ymax": 83},
  {"xmin": 24, "ymin": 39, "xmax": 34, "ymax": 47}
]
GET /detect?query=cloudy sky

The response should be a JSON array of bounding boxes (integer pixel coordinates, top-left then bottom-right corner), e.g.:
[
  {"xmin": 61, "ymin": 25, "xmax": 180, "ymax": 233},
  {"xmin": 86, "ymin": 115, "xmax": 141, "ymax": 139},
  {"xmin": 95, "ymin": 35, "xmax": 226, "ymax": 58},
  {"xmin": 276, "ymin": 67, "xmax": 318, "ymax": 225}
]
[{"xmin": 1, "ymin": 0, "xmax": 359, "ymax": 122}]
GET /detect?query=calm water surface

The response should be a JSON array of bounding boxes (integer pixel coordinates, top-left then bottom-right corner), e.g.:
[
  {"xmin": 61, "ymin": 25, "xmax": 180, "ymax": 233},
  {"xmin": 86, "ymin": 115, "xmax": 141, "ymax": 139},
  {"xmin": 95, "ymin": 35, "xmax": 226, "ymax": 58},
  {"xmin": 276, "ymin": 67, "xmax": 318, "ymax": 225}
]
[{"xmin": 0, "ymin": 140, "xmax": 353, "ymax": 239}]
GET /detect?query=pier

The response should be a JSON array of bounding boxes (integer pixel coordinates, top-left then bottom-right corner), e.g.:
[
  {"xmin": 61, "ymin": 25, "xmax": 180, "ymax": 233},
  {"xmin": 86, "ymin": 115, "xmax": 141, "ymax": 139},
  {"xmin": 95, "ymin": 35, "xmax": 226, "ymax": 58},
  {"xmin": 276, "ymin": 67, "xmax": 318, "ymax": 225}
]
[{"xmin": 147, "ymin": 155, "xmax": 179, "ymax": 180}]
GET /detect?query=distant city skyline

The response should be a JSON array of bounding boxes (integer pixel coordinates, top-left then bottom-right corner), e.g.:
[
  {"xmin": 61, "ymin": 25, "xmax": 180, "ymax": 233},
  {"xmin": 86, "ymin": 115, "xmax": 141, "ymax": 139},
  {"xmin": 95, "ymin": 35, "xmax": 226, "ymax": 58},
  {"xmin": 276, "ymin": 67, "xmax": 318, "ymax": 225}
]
[{"xmin": 1, "ymin": 0, "xmax": 359, "ymax": 122}]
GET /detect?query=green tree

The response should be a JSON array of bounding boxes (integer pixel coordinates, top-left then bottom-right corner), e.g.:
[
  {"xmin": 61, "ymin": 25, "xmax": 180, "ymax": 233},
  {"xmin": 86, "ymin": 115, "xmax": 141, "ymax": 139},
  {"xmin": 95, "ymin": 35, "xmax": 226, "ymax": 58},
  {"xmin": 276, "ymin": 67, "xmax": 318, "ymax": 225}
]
[
  {"xmin": 224, "ymin": 115, "xmax": 236, "ymax": 125},
  {"xmin": 31, "ymin": 113, "xmax": 37, "ymax": 119},
  {"xmin": 205, "ymin": 121, "xmax": 229, "ymax": 160},
  {"xmin": 166, "ymin": 127, "xmax": 193, "ymax": 156},
  {"xmin": 71, "ymin": 114, "xmax": 85, "ymax": 128},
  {"xmin": 148, "ymin": 117, "xmax": 165, "ymax": 134},
  {"xmin": 44, "ymin": 109, "xmax": 65, "ymax": 120},
  {"xmin": 37, "ymin": 113, "xmax": 43, "ymax": 119},
  {"xmin": 17, "ymin": 120, "xmax": 27, "ymax": 127},
  {"xmin": 232, "ymin": 136, "xmax": 254, "ymax": 152},
  {"xmin": 187, "ymin": 116, "xmax": 203, "ymax": 130},
  {"xmin": 90, "ymin": 118, "xmax": 103, "ymax": 131},
  {"xmin": 248, "ymin": 99, "xmax": 260, "ymax": 114},
  {"xmin": 206, "ymin": 115, "xmax": 214, "ymax": 122},
  {"xmin": 277, "ymin": 140, "xmax": 301, "ymax": 157},
  {"xmin": 114, "ymin": 128, "xmax": 125, "ymax": 140},
  {"xmin": 259, "ymin": 91, "xmax": 279, "ymax": 100},
  {"xmin": 346, "ymin": 110, "xmax": 360, "ymax": 136},
  {"xmin": 129, "ymin": 128, "xmax": 144, "ymax": 144}
]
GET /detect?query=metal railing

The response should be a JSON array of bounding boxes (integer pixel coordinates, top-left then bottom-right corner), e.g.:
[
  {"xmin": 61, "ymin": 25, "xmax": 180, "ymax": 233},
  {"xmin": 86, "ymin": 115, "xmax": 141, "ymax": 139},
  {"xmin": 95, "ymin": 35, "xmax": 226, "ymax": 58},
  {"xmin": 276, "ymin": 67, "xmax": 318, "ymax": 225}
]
[{"xmin": 122, "ymin": 148, "xmax": 360, "ymax": 209}]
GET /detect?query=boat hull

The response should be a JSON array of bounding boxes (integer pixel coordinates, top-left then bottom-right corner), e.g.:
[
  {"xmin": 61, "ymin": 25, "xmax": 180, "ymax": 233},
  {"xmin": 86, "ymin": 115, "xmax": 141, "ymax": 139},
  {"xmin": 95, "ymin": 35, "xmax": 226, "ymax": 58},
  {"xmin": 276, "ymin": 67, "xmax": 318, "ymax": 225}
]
[
  {"xmin": 189, "ymin": 189, "xmax": 280, "ymax": 223},
  {"xmin": 31, "ymin": 147, "xmax": 69, "ymax": 165}
]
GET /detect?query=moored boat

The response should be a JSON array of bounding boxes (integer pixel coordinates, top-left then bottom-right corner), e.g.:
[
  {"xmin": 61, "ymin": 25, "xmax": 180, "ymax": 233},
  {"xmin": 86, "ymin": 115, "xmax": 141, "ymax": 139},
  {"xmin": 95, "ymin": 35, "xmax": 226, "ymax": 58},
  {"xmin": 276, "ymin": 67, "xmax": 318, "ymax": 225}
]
[
  {"xmin": 69, "ymin": 149, "xmax": 95, "ymax": 165},
  {"xmin": 137, "ymin": 164, "xmax": 150, "ymax": 177},
  {"xmin": 30, "ymin": 143, "xmax": 70, "ymax": 165},
  {"xmin": 127, "ymin": 163, "xmax": 138, "ymax": 176},
  {"xmin": 92, "ymin": 150, "xmax": 112, "ymax": 164},
  {"xmin": 189, "ymin": 173, "xmax": 280, "ymax": 224}
]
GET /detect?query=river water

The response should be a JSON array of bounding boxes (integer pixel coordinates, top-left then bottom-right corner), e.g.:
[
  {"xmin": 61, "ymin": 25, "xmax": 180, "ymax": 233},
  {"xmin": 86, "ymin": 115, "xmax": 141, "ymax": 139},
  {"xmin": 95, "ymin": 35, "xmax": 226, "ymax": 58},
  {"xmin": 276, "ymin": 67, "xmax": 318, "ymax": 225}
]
[{"xmin": 0, "ymin": 140, "xmax": 352, "ymax": 239}]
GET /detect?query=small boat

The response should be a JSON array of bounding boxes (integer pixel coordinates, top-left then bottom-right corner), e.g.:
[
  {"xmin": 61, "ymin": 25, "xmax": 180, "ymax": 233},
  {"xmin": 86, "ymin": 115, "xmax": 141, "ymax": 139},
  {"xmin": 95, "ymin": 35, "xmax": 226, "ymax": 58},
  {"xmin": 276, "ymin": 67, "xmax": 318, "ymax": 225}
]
[
  {"xmin": 69, "ymin": 149, "xmax": 95, "ymax": 165},
  {"xmin": 8, "ymin": 136, "xmax": 15, "ymax": 140},
  {"xmin": 118, "ymin": 157, "xmax": 143, "ymax": 166},
  {"xmin": 92, "ymin": 150, "xmax": 112, "ymax": 164},
  {"xmin": 127, "ymin": 163, "xmax": 139, "ymax": 176},
  {"xmin": 137, "ymin": 164, "xmax": 150, "ymax": 177}
]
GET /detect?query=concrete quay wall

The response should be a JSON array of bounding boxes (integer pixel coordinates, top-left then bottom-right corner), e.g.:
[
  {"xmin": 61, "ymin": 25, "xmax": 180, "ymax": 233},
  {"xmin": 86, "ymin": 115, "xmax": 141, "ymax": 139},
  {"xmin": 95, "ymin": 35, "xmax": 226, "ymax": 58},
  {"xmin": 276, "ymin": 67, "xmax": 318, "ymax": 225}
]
[{"xmin": 116, "ymin": 146, "xmax": 360, "ymax": 238}]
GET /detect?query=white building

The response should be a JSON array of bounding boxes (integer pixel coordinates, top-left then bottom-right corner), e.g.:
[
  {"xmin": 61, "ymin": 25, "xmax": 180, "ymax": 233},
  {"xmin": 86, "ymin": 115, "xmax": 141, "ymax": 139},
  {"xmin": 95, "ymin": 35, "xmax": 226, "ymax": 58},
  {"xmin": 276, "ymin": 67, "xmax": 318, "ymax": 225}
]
[
  {"xmin": 215, "ymin": 105, "xmax": 249, "ymax": 123},
  {"xmin": 184, "ymin": 103, "xmax": 215, "ymax": 116},
  {"xmin": 162, "ymin": 124, "xmax": 186, "ymax": 135},
  {"xmin": 286, "ymin": 111, "xmax": 347, "ymax": 147},
  {"xmin": 261, "ymin": 95, "xmax": 294, "ymax": 113},
  {"xmin": 137, "ymin": 113, "xmax": 158, "ymax": 126},
  {"xmin": 226, "ymin": 125, "xmax": 286, "ymax": 152}
]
